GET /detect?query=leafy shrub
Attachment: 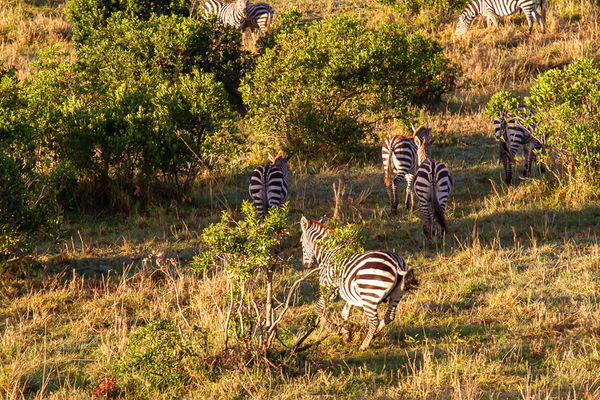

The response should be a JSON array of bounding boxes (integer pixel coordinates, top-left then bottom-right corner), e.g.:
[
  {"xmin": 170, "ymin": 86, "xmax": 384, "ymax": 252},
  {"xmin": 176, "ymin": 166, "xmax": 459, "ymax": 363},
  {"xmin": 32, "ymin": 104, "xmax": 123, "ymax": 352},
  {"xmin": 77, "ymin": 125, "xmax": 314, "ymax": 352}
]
[
  {"xmin": 66, "ymin": 0, "xmax": 190, "ymax": 42},
  {"xmin": 116, "ymin": 319, "xmax": 198, "ymax": 394},
  {"xmin": 486, "ymin": 58, "xmax": 600, "ymax": 179},
  {"xmin": 242, "ymin": 15, "xmax": 459, "ymax": 157},
  {"xmin": 77, "ymin": 15, "xmax": 249, "ymax": 103},
  {"xmin": 193, "ymin": 202, "xmax": 314, "ymax": 359},
  {"xmin": 378, "ymin": 0, "xmax": 468, "ymax": 20},
  {"xmin": 0, "ymin": 150, "xmax": 62, "ymax": 264},
  {"xmin": 23, "ymin": 17, "xmax": 244, "ymax": 207}
]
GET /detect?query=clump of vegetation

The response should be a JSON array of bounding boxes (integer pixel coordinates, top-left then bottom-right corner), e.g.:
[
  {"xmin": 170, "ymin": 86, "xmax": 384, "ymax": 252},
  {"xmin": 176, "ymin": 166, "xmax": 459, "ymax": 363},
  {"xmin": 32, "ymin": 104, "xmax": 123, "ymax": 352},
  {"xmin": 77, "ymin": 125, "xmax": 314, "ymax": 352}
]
[
  {"xmin": 378, "ymin": 0, "xmax": 468, "ymax": 18},
  {"xmin": 193, "ymin": 202, "xmax": 317, "ymax": 360},
  {"xmin": 487, "ymin": 58, "xmax": 600, "ymax": 183},
  {"xmin": 115, "ymin": 319, "xmax": 199, "ymax": 395},
  {"xmin": 66, "ymin": 0, "xmax": 190, "ymax": 42},
  {"xmin": 22, "ymin": 16, "xmax": 245, "ymax": 208},
  {"xmin": 242, "ymin": 14, "xmax": 459, "ymax": 157}
]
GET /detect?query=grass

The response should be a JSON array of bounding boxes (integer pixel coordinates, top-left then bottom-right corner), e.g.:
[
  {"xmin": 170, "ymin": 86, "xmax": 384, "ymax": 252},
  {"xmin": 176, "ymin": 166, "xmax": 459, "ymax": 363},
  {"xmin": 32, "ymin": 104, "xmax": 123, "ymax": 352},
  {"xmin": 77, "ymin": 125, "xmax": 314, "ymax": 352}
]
[{"xmin": 2, "ymin": 0, "xmax": 600, "ymax": 398}]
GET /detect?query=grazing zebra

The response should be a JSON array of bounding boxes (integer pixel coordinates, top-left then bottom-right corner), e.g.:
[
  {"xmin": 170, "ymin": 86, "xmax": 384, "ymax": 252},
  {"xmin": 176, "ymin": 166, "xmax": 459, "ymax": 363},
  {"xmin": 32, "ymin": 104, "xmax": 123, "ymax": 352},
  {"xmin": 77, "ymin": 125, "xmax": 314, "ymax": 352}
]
[
  {"xmin": 242, "ymin": 3, "xmax": 274, "ymax": 34},
  {"xmin": 413, "ymin": 135, "xmax": 453, "ymax": 239},
  {"xmin": 455, "ymin": 0, "xmax": 546, "ymax": 35},
  {"xmin": 249, "ymin": 152, "xmax": 292, "ymax": 218},
  {"xmin": 382, "ymin": 126, "xmax": 432, "ymax": 215},
  {"xmin": 493, "ymin": 112, "xmax": 546, "ymax": 184},
  {"xmin": 203, "ymin": 0, "xmax": 248, "ymax": 29},
  {"xmin": 300, "ymin": 216, "xmax": 417, "ymax": 350}
]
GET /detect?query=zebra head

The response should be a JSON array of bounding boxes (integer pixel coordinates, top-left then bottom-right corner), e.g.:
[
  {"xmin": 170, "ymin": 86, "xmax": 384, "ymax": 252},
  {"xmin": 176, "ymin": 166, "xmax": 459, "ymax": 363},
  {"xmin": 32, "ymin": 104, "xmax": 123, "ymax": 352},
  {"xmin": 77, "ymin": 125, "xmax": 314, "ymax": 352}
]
[
  {"xmin": 455, "ymin": 15, "xmax": 469, "ymax": 36},
  {"xmin": 236, "ymin": 0, "xmax": 248, "ymax": 21},
  {"xmin": 300, "ymin": 216, "xmax": 328, "ymax": 268},
  {"xmin": 414, "ymin": 130, "xmax": 435, "ymax": 165},
  {"xmin": 271, "ymin": 151, "xmax": 292, "ymax": 180},
  {"xmin": 400, "ymin": 268, "xmax": 418, "ymax": 292}
]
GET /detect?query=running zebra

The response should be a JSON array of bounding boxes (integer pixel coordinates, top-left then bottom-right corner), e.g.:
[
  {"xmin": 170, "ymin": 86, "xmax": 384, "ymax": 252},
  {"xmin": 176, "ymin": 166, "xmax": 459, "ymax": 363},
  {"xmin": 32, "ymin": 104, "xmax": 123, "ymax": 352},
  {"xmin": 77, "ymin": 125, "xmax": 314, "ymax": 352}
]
[
  {"xmin": 300, "ymin": 217, "xmax": 417, "ymax": 350},
  {"xmin": 242, "ymin": 3, "xmax": 274, "ymax": 34},
  {"xmin": 494, "ymin": 112, "xmax": 546, "ymax": 184},
  {"xmin": 413, "ymin": 135, "xmax": 453, "ymax": 239},
  {"xmin": 455, "ymin": 0, "xmax": 546, "ymax": 35},
  {"xmin": 203, "ymin": 0, "xmax": 248, "ymax": 29},
  {"xmin": 249, "ymin": 152, "xmax": 292, "ymax": 218},
  {"xmin": 382, "ymin": 126, "xmax": 432, "ymax": 215}
]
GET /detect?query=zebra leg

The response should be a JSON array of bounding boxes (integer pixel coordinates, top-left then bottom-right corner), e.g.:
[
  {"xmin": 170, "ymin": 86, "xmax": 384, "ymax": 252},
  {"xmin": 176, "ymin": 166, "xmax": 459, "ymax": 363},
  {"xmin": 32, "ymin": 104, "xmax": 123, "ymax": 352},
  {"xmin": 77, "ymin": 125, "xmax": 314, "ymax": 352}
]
[
  {"xmin": 405, "ymin": 174, "xmax": 414, "ymax": 211},
  {"xmin": 534, "ymin": 10, "xmax": 545, "ymax": 33},
  {"xmin": 387, "ymin": 179, "xmax": 398, "ymax": 215},
  {"xmin": 523, "ymin": 144, "xmax": 531, "ymax": 177},
  {"xmin": 499, "ymin": 141, "xmax": 512, "ymax": 184},
  {"xmin": 485, "ymin": 11, "xmax": 499, "ymax": 27},
  {"xmin": 315, "ymin": 295, "xmax": 328, "ymax": 328},
  {"xmin": 359, "ymin": 304, "xmax": 380, "ymax": 350},
  {"xmin": 524, "ymin": 11, "xmax": 535, "ymax": 33},
  {"xmin": 419, "ymin": 203, "xmax": 432, "ymax": 240},
  {"xmin": 341, "ymin": 302, "xmax": 353, "ymax": 343},
  {"xmin": 377, "ymin": 282, "xmax": 404, "ymax": 333}
]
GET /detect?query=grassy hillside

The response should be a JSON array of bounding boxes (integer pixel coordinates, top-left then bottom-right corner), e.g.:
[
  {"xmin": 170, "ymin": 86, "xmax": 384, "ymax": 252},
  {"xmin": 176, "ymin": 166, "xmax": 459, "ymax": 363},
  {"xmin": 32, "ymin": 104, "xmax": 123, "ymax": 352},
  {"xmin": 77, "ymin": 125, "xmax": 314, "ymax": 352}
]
[{"xmin": 1, "ymin": 0, "xmax": 600, "ymax": 398}]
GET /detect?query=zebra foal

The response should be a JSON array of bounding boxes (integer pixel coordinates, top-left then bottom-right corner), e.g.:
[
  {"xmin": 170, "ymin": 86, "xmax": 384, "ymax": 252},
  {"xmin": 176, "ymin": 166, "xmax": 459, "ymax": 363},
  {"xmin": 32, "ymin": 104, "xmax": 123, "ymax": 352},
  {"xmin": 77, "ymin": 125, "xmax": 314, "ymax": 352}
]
[
  {"xmin": 493, "ymin": 112, "xmax": 546, "ymax": 184},
  {"xmin": 249, "ymin": 152, "xmax": 292, "ymax": 218},
  {"xmin": 203, "ymin": 0, "xmax": 248, "ymax": 29},
  {"xmin": 455, "ymin": 0, "xmax": 546, "ymax": 35},
  {"xmin": 413, "ymin": 135, "xmax": 453, "ymax": 240},
  {"xmin": 300, "ymin": 217, "xmax": 417, "ymax": 350},
  {"xmin": 382, "ymin": 126, "xmax": 432, "ymax": 215}
]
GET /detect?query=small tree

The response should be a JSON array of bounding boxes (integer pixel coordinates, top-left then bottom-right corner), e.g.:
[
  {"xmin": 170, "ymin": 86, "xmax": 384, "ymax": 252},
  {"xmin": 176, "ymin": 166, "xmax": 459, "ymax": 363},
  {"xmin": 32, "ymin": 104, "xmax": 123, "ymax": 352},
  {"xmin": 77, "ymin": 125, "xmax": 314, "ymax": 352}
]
[{"xmin": 193, "ymin": 202, "xmax": 319, "ymax": 360}]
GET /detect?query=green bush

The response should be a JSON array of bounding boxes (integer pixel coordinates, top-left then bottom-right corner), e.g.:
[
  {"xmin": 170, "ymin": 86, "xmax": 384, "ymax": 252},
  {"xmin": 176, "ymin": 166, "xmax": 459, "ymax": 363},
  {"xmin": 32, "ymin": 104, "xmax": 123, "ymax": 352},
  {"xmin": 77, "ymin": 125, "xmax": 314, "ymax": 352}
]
[
  {"xmin": 23, "ymin": 17, "xmax": 244, "ymax": 206},
  {"xmin": 378, "ymin": 0, "xmax": 468, "ymax": 20},
  {"xmin": 241, "ymin": 15, "xmax": 459, "ymax": 157},
  {"xmin": 486, "ymin": 58, "xmax": 600, "ymax": 179},
  {"xmin": 116, "ymin": 319, "xmax": 198, "ymax": 394},
  {"xmin": 66, "ymin": 0, "xmax": 190, "ymax": 42}
]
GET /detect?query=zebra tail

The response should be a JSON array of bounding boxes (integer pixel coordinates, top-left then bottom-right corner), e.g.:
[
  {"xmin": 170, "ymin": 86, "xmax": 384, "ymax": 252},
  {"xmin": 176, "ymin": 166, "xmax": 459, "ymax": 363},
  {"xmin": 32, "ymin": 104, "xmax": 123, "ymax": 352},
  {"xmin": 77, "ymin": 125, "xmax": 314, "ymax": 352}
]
[{"xmin": 431, "ymin": 162, "xmax": 447, "ymax": 233}]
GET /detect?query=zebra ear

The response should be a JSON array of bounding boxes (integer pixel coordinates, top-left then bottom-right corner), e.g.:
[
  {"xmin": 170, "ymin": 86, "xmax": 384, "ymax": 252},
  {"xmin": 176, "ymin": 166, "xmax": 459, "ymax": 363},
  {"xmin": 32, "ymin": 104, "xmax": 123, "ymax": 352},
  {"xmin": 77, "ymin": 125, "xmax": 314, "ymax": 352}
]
[
  {"xmin": 284, "ymin": 153, "xmax": 293, "ymax": 162},
  {"xmin": 430, "ymin": 136, "xmax": 436, "ymax": 144},
  {"xmin": 318, "ymin": 214, "xmax": 327, "ymax": 224},
  {"xmin": 267, "ymin": 153, "xmax": 274, "ymax": 163},
  {"xmin": 410, "ymin": 123, "xmax": 416, "ymax": 132},
  {"xmin": 300, "ymin": 216, "xmax": 310, "ymax": 230},
  {"xmin": 414, "ymin": 136, "xmax": 422, "ymax": 147}
]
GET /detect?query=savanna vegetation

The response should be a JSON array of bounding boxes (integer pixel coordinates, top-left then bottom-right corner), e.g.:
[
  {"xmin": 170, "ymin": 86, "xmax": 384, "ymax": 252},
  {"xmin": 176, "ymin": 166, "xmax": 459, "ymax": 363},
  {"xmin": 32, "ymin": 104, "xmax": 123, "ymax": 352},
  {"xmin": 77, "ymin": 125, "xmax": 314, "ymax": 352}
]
[{"xmin": 1, "ymin": 0, "xmax": 600, "ymax": 398}]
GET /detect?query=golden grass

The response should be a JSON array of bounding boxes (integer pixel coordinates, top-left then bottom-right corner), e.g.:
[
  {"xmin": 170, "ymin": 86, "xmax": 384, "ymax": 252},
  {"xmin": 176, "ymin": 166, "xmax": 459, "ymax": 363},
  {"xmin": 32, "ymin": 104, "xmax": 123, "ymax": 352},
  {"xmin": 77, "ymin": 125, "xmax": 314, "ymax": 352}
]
[{"xmin": 1, "ymin": 0, "xmax": 600, "ymax": 398}]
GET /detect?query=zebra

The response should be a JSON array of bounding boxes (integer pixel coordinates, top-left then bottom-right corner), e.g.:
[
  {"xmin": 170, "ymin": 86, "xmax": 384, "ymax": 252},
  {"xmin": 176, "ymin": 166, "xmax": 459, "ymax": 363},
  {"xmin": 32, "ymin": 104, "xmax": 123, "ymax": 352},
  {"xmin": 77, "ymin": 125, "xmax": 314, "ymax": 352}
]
[
  {"xmin": 242, "ymin": 3, "xmax": 274, "ymax": 34},
  {"xmin": 382, "ymin": 126, "xmax": 432, "ymax": 215},
  {"xmin": 249, "ymin": 152, "xmax": 292, "ymax": 218},
  {"xmin": 455, "ymin": 0, "xmax": 546, "ymax": 35},
  {"xmin": 300, "ymin": 216, "xmax": 417, "ymax": 350},
  {"xmin": 412, "ymin": 135, "xmax": 453, "ymax": 240},
  {"xmin": 493, "ymin": 112, "xmax": 546, "ymax": 184},
  {"xmin": 203, "ymin": 0, "xmax": 248, "ymax": 29}
]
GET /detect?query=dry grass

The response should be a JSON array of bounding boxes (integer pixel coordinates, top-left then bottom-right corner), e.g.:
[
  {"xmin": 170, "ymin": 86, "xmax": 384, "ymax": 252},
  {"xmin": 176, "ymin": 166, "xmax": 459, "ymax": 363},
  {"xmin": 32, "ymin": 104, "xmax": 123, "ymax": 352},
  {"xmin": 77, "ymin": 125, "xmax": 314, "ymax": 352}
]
[{"xmin": 2, "ymin": 0, "xmax": 600, "ymax": 398}]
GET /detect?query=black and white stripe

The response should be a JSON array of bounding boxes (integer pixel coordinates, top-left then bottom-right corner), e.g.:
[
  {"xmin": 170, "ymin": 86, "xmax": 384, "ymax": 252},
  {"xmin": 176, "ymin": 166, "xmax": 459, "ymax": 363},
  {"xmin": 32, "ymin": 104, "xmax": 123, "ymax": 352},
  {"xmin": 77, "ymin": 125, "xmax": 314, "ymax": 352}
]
[
  {"xmin": 413, "ymin": 136, "xmax": 453, "ymax": 239},
  {"xmin": 382, "ymin": 127, "xmax": 432, "ymax": 215},
  {"xmin": 203, "ymin": 0, "xmax": 248, "ymax": 29},
  {"xmin": 455, "ymin": 0, "xmax": 546, "ymax": 35},
  {"xmin": 249, "ymin": 153, "xmax": 291, "ymax": 218},
  {"xmin": 493, "ymin": 112, "xmax": 546, "ymax": 183},
  {"xmin": 242, "ymin": 3, "xmax": 274, "ymax": 34},
  {"xmin": 300, "ymin": 217, "xmax": 417, "ymax": 350}
]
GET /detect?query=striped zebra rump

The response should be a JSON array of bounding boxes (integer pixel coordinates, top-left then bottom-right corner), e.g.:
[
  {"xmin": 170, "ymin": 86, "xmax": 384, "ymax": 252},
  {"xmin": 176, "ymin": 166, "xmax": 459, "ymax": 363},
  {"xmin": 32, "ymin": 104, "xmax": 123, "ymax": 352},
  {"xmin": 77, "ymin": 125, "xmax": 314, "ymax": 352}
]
[
  {"xmin": 300, "ymin": 217, "xmax": 417, "ymax": 350},
  {"xmin": 414, "ymin": 159, "xmax": 453, "ymax": 238},
  {"xmin": 203, "ymin": 0, "xmax": 248, "ymax": 29},
  {"xmin": 243, "ymin": 3, "xmax": 274, "ymax": 34},
  {"xmin": 455, "ymin": 0, "xmax": 545, "ymax": 35},
  {"xmin": 382, "ymin": 127, "xmax": 431, "ymax": 214},
  {"xmin": 249, "ymin": 153, "xmax": 291, "ymax": 218}
]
